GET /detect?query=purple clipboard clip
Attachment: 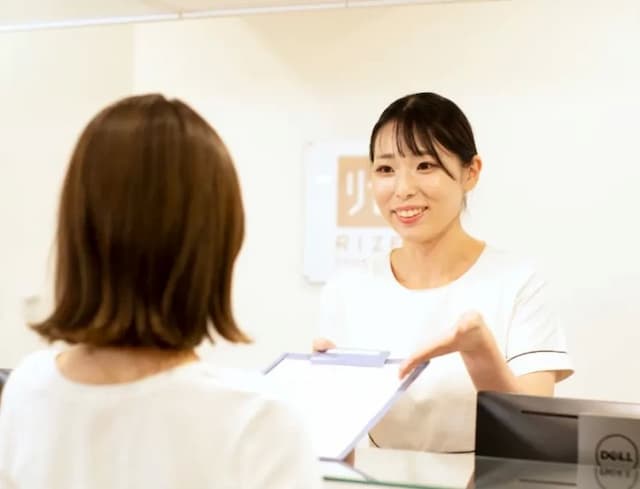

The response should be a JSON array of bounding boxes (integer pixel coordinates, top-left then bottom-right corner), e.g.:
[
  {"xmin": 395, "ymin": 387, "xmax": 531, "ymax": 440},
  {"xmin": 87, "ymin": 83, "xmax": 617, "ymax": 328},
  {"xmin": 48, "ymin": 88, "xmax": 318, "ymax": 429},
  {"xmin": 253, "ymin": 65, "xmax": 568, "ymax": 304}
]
[{"xmin": 310, "ymin": 348, "xmax": 390, "ymax": 367}]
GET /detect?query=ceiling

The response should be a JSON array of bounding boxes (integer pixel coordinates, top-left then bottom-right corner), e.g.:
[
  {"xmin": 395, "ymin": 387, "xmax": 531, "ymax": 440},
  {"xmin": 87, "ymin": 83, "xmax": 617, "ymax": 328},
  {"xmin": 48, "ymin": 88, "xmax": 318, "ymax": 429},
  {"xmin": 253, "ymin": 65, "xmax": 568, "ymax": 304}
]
[{"xmin": 0, "ymin": 0, "xmax": 495, "ymax": 32}]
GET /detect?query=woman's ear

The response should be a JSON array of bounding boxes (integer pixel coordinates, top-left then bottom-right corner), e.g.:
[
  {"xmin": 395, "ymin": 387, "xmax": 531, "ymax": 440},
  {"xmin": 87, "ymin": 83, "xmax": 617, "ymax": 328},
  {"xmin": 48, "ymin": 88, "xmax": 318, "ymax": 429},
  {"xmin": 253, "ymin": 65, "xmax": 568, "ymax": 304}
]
[{"xmin": 463, "ymin": 155, "xmax": 482, "ymax": 192}]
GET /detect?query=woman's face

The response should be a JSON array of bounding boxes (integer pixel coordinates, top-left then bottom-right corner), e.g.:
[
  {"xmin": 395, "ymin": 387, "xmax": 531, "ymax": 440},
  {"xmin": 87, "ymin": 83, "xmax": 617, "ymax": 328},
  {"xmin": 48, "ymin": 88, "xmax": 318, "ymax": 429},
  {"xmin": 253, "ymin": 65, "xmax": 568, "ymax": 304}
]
[{"xmin": 371, "ymin": 123, "xmax": 481, "ymax": 244}]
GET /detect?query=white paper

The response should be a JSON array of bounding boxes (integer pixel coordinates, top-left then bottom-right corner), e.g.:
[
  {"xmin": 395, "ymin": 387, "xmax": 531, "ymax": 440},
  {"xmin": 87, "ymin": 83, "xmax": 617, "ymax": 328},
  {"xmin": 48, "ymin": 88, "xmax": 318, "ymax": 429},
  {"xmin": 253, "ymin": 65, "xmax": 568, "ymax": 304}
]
[{"xmin": 265, "ymin": 357, "xmax": 413, "ymax": 460}]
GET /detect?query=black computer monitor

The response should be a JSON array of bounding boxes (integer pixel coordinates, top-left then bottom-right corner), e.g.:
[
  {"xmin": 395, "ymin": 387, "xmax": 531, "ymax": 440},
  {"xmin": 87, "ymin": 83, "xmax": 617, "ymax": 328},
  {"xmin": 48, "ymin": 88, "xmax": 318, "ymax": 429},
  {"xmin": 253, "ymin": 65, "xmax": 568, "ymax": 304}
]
[{"xmin": 476, "ymin": 391, "xmax": 640, "ymax": 464}]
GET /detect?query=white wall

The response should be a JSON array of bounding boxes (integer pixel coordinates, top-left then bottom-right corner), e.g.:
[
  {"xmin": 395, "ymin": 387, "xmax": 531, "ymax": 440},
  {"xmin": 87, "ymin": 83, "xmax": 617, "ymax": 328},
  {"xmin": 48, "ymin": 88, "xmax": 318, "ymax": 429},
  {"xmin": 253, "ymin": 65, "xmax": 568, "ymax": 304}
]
[
  {"xmin": 2, "ymin": 0, "xmax": 640, "ymax": 402},
  {"xmin": 0, "ymin": 24, "xmax": 135, "ymax": 364},
  {"xmin": 132, "ymin": 0, "xmax": 640, "ymax": 399}
]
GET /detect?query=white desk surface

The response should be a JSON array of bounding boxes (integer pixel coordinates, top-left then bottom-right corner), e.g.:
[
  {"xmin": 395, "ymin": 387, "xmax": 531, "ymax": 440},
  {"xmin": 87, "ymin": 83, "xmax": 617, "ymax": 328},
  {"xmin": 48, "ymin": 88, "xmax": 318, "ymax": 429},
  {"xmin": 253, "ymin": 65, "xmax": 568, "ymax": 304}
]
[{"xmin": 322, "ymin": 447, "xmax": 474, "ymax": 488}]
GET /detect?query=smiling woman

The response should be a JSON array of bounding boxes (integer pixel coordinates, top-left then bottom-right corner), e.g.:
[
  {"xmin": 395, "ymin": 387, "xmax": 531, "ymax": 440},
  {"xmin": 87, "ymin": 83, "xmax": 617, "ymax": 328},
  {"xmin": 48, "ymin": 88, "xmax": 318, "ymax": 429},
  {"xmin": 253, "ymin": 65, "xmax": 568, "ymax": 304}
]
[
  {"xmin": 313, "ymin": 92, "xmax": 574, "ymax": 454},
  {"xmin": 369, "ymin": 92, "xmax": 480, "ymax": 237}
]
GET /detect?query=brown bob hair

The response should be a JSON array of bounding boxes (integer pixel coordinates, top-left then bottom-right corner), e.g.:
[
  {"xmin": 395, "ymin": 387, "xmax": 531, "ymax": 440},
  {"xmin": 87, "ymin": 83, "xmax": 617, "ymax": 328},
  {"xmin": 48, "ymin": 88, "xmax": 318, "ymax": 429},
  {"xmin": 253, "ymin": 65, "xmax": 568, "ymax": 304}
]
[{"xmin": 33, "ymin": 94, "xmax": 250, "ymax": 349}]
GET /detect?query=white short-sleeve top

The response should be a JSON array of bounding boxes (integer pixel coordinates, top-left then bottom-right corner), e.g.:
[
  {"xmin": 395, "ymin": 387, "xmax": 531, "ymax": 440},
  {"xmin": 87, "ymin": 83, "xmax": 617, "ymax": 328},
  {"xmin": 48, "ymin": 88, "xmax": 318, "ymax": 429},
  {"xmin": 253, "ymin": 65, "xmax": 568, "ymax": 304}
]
[
  {"xmin": 317, "ymin": 246, "xmax": 573, "ymax": 452},
  {"xmin": 0, "ymin": 349, "xmax": 322, "ymax": 489}
]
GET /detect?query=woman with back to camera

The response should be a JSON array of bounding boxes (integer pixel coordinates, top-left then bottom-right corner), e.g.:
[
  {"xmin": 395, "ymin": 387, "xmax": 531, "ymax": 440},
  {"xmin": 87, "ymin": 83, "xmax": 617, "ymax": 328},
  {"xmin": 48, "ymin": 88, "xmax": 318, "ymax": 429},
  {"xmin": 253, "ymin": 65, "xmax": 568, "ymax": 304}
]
[
  {"xmin": 0, "ymin": 94, "xmax": 321, "ymax": 489},
  {"xmin": 314, "ymin": 92, "xmax": 574, "ymax": 453}
]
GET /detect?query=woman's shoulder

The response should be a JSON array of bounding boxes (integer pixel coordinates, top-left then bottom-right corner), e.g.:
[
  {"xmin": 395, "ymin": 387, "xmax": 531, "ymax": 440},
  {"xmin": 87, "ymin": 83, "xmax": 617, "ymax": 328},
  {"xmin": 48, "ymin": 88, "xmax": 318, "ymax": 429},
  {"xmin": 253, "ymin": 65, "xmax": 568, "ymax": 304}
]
[
  {"xmin": 4, "ymin": 348, "xmax": 57, "ymax": 383},
  {"xmin": 0, "ymin": 348, "xmax": 59, "ymax": 407},
  {"xmin": 186, "ymin": 364, "xmax": 313, "ymax": 447},
  {"xmin": 477, "ymin": 245, "xmax": 542, "ymax": 278},
  {"xmin": 183, "ymin": 363, "xmax": 303, "ymax": 415},
  {"xmin": 470, "ymin": 245, "xmax": 554, "ymax": 301}
]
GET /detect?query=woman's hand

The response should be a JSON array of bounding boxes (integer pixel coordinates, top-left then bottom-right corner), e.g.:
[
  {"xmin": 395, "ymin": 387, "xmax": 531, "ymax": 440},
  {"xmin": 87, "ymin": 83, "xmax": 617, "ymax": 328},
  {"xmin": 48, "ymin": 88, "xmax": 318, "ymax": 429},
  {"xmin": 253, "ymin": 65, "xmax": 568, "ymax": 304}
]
[
  {"xmin": 398, "ymin": 311, "xmax": 554, "ymax": 395},
  {"xmin": 398, "ymin": 312, "xmax": 495, "ymax": 377},
  {"xmin": 312, "ymin": 338, "xmax": 336, "ymax": 353}
]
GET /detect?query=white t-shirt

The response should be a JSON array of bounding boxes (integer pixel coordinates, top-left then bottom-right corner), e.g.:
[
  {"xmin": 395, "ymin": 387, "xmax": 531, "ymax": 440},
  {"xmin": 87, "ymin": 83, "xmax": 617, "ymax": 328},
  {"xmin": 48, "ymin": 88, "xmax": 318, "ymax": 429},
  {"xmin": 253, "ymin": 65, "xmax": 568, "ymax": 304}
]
[
  {"xmin": 0, "ymin": 349, "xmax": 322, "ymax": 489},
  {"xmin": 317, "ymin": 246, "xmax": 573, "ymax": 453}
]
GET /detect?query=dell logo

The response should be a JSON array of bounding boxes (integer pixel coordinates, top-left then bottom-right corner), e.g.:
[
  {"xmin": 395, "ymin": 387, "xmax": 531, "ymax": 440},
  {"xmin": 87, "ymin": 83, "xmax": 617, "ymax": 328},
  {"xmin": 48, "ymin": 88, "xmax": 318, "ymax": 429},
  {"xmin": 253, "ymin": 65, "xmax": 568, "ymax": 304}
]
[
  {"xmin": 601, "ymin": 452, "xmax": 636, "ymax": 463},
  {"xmin": 596, "ymin": 435, "xmax": 639, "ymax": 469}
]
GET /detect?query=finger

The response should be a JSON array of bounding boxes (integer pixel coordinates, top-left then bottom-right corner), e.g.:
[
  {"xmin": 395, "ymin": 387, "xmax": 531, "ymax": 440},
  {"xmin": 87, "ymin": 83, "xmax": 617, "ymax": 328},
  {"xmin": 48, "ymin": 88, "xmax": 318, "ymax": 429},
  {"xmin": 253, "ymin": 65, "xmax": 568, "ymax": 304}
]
[
  {"xmin": 398, "ymin": 338, "xmax": 457, "ymax": 379},
  {"xmin": 312, "ymin": 338, "xmax": 336, "ymax": 353}
]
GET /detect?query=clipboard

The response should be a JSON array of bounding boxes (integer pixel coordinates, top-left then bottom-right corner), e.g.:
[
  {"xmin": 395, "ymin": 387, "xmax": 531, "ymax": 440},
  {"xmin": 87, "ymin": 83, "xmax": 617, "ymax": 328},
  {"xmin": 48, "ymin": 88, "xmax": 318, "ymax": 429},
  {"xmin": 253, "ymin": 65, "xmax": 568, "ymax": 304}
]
[{"xmin": 263, "ymin": 349, "xmax": 428, "ymax": 461}]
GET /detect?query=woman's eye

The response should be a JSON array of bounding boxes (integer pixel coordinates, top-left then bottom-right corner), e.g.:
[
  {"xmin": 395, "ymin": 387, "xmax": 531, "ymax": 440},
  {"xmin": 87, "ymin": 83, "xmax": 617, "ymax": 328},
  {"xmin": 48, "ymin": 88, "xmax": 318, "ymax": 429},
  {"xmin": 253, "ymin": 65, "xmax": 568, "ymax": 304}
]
[
  {"xmin": 417, "ymin": 161, "xmax": 436, "ymax": 171},
  {"xmin": 375, "ymin": 165, "xmax": 394, "ymax": 174}
]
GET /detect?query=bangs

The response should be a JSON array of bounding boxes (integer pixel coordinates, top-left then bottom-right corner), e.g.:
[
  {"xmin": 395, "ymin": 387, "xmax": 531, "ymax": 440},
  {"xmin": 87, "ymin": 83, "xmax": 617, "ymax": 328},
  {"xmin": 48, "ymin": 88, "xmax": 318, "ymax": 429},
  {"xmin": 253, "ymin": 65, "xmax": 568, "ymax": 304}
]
[
  {"xmin": 388, "ymin": 112, "xmax": 455, "ymax": 179},
  {"xmin": 393, "ymin": 113, "xmax": 441, "ymax": 161}
]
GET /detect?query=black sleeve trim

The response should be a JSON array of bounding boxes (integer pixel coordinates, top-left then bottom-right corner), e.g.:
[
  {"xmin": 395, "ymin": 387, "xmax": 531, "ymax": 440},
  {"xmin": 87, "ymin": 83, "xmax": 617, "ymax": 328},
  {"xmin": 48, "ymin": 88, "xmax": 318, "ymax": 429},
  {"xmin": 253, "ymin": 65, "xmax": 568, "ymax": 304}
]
[{"xmin": 507, "ymin": 350, "xmax": 568, "ymax": 363}]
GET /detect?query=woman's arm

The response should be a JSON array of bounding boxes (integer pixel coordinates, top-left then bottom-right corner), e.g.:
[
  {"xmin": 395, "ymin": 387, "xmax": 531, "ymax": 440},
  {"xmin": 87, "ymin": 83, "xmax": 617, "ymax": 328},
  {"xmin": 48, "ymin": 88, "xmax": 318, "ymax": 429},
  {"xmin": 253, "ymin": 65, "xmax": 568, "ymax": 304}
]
[{"xmin": 460, "ymin": 338, "xmax": 556, "ymax": 395}]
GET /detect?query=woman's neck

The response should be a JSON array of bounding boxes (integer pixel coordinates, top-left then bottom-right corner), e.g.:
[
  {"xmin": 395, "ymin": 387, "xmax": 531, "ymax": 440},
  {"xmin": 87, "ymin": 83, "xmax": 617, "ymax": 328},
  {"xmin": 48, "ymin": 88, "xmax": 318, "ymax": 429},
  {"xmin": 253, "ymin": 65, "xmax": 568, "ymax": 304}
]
[
  {"xmin": 391, "ymin": 220, "xmax": 485, "ymax": 290},
  {"xmin": 56, "ymin": 345, "xmax": 199, "ymax": 385}
]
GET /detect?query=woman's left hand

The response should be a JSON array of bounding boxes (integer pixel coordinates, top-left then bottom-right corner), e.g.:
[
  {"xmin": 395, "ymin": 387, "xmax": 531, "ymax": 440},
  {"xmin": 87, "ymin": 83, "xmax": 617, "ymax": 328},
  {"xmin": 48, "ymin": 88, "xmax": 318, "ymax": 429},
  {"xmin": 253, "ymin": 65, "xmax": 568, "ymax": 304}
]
[
  {"xmin": 399, "ymin": 311, "xmax": 555, "ymax": 396},
  {"xmin": 398, "ymin": 311, "xmax": 494, "ymax": 379}
]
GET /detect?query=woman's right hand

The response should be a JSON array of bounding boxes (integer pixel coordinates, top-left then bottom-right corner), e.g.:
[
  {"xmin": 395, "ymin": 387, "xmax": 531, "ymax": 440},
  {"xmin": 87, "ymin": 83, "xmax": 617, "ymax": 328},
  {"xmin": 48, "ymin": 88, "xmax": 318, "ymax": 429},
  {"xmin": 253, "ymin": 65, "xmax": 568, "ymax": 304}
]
[{"xmin": 311, "ymin": 338, "xmax": 336, "ymax": 353}]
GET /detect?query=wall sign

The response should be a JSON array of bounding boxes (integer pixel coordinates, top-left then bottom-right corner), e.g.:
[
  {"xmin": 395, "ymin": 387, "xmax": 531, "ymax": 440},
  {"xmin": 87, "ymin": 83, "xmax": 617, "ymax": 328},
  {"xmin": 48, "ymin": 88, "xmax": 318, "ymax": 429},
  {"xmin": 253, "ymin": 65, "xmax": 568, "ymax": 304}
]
[{"xmin": 303, "ymin": 141, "xmax": 400, "ymax": 284}]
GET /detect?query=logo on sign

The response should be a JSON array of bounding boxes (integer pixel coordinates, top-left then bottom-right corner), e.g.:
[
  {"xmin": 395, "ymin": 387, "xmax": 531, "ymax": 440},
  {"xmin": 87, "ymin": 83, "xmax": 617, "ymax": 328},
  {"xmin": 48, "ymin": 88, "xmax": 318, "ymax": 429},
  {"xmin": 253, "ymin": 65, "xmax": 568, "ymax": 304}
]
[
  {"xmin": 302, "ymin": 142, "xmax": 401, "ymax": 283},
  {"xmin": 334, "ymin": 155, "xmax": 401, "ymax": 261},
  {"xmin": 596, "ymin": 435, "xmax": 639, "ymax": 469},
  {"xmin": 336, "ymin": 156, "xmax": 385, "ymax": 227}
]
